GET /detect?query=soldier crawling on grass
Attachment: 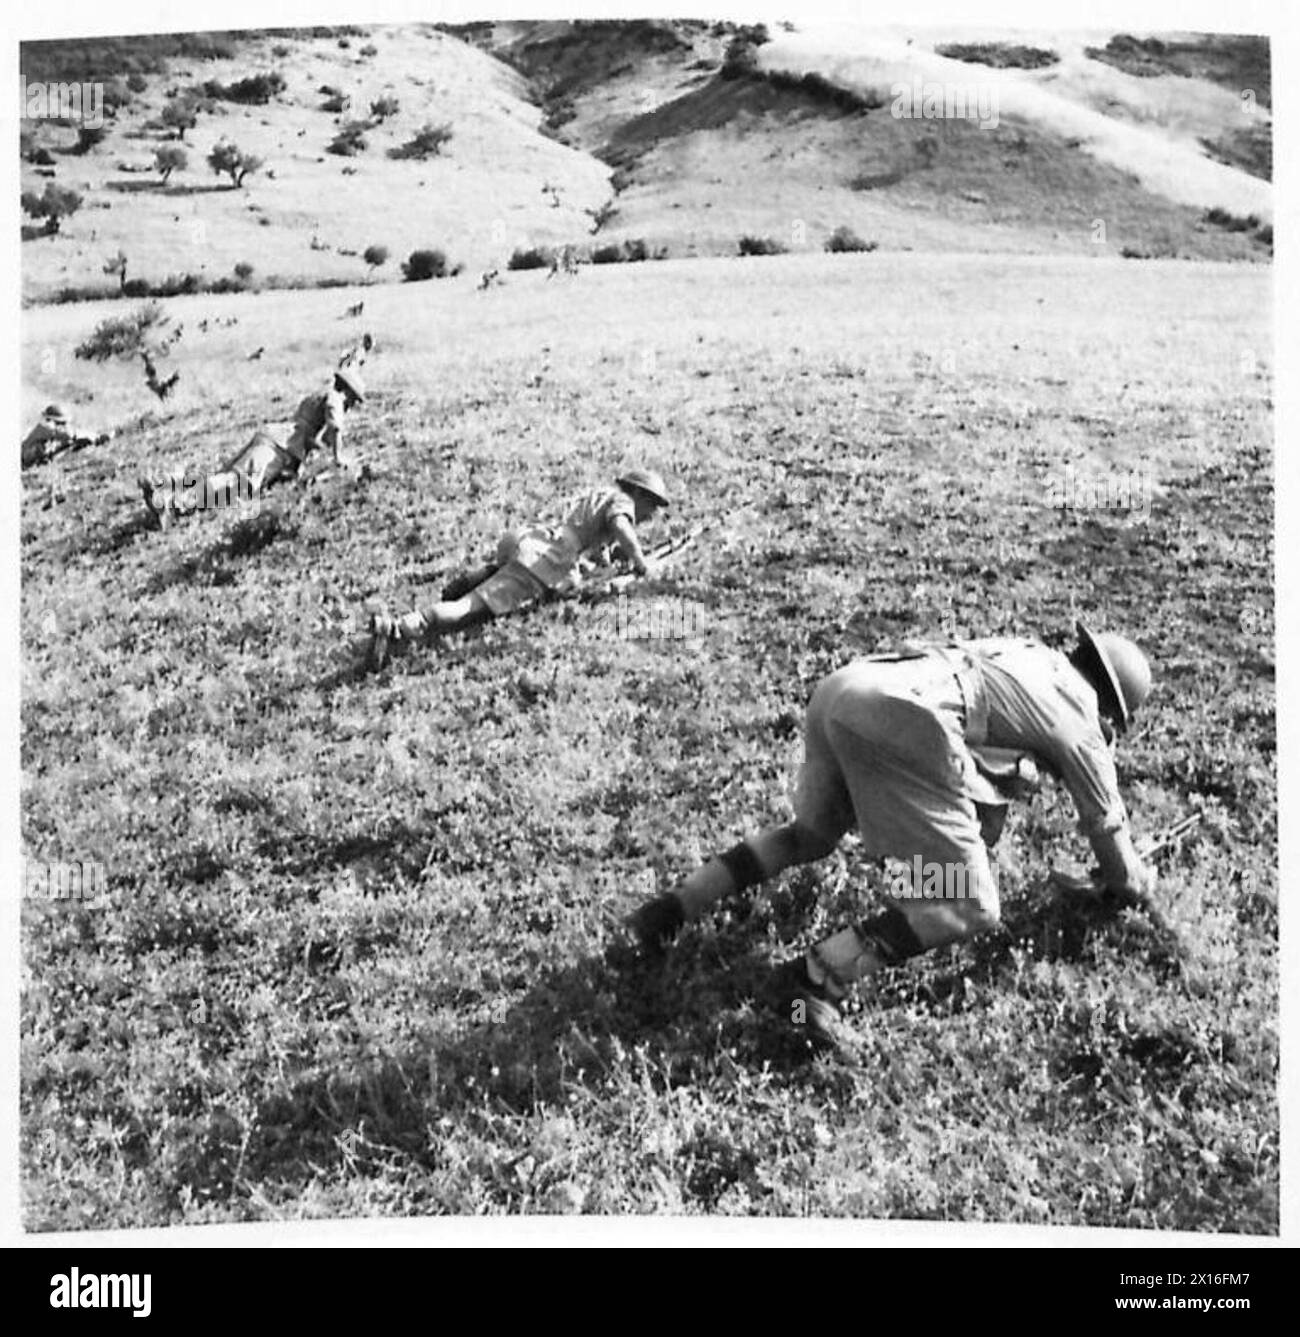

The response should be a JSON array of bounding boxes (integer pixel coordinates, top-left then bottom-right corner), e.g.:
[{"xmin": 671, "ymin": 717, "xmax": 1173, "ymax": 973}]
[
  {"xmin": 365, "ymin": 468, "xmax": 671, "ymax": 670},
  {"xmin": 627, "ymin": 624, "xmax": 1162, "ymax": 1060},
  {"xmin": 138, "ymin": 341, "xmax": 371, "ymax": 531}
]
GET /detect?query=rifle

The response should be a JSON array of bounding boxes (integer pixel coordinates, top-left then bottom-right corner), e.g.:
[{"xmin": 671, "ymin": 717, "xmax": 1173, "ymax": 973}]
[
  {"xmin": 1051, "ymin": 811, "xmax": 1203, "ymax": 952},
  {"xmin": 1137, "ymin": 812, "xmax": 1203, "ymax": 862},
  {"xmin": 594, "ymin": 522, "xmax": 706, "ymax": 595}
]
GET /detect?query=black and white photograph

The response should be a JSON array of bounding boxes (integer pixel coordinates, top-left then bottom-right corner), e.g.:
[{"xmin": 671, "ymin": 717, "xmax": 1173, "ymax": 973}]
[{"xmin": 7, "ymin": 0, "xmax": 1292, "ymax": 1253}]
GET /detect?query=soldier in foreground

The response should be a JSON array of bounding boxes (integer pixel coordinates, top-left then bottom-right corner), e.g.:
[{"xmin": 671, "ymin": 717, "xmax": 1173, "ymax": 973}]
[
  {"xmin": 366, "ymin": 468, "xmax": 670, "ymax": 669},
  {"xmin": 139, "ymin": 367, "xmax": 366, "ymax": 529},
  {"xmin": 627, "ymin": 624, "xmax": 1157, "ymax": 1059}
]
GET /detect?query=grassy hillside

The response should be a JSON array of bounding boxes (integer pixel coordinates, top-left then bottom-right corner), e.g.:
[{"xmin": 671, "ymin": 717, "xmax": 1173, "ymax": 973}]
[
  {"xmin": 20, "ymin": 254, "xmax": 1275, "ymax": 1229},
  {"xmin": 19, "ymin": 21, "xmax": 1272, "ymax": 305},
  {"xmin": 19, "ymin": 24, "xmax": 611, "ymax": 304}
]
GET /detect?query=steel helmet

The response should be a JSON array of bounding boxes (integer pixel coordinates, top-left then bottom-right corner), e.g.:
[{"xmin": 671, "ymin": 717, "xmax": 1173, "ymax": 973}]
[
  {"xmin": 43, "ymin": 404, "xmax": 68, "ymax": 424},
  {"xmin": 334, "ymin": 368, "xmax": 366, "ymax": 403},
  {"xmin": 1076, "ymin": 623, "xmax": 1152, "ymax": 733},
  {"xmin": 616, "ymin": 468, "xmax": 669, "ymax": 509}
]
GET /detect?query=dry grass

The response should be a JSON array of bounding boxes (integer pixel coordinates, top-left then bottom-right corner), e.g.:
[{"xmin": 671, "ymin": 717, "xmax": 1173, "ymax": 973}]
[{"xmin": 20, "ymin": 253, "xmax": 1276, "ymax": 1231}]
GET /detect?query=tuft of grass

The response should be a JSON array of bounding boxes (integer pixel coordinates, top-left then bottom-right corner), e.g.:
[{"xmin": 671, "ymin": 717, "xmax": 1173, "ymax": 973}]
[
  {"xmin": 507, "ymin": 246, "xmax": 554, "ymax": 271},
  {"xmin": 737, "ymin": 235, "xmax": 788, "ymax": 257},
  {"xmin": 824, "ymin": 225, "xmax": 877, "ymax": 254}
]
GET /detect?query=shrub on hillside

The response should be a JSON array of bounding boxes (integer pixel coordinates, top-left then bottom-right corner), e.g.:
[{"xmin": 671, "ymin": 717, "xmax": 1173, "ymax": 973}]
[
  {"xmin": 202, "ymin": 71, "xmax": 286, "ymax": 105},
  {"xmin": 936, "ymin": 42, "xmax": 1059, "ymax": 69},
  {"xmin": 321, "ymin": 92, "xmax": 351, "ymax": 114},
  {"xmin": 148, "ymin": 272, "xmax": 203, "ymax": 297},
  {"xmin": 507, "ymin": 246, "xmax": 553, "ymax": 271},
  {"xmin": 74, "ymin": 302, "xmax": 169, "ymax": 361},
  {"xmin": 720, "ymin": 23, "xmax": 771, "ymax": 80},
  {"xmin": 389, "ymin": 122, "xmax": 453, "ymax": 160},
  {"xmin": 100, "ymin": 80, "xmax": 133, "ymax": 117},
  {"xmin": 849, "ymin": 166, "xmax": 908, "ymax": 191},
  {"xmin": 369, "ymin": 95, "xmax": 400, "ymax": 121},
  {"xmin": 364, "ymin": 244, "xmax": 389, "ymax": 275},
  {"xmin": 402, "ymin": 248, "xmax": 449, "ymax": 281},
  {"xmin": 825, "ymin": 225, "xmax": 878, "ymax": 253},
  {"xmin": 737, "ymin": 235, "xmax": 787, "ymax": 257},
  {"xmin": 1203, "ymin": 206, "xmax": 1260, "ymax": 233},
  {"xmin": 126, "ymin": 72, "xmax": 149, "ymax": 93},
  {"xmin": 75, "ymin": 125, "xmax": 108, "ymax": 154},
  {"xmin": 329, "ymin": 121, "xmax": 370, "ymax": 156},
  {"xmin": 591, "ymin": 238, "xmax": 662, "ymax": 264},
  {"xmin": 721, "ymin": 37, "xmax": 762, "ymax": 80}
]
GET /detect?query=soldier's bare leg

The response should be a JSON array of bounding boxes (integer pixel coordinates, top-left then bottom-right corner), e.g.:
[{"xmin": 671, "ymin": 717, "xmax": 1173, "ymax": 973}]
[
  {"xmin": 628, "ymin": 821, "xmax": 840, "ymax": 953},
  {"xmin": 367, "ymin": 591, "xmax": 495, "ymax": 670}
]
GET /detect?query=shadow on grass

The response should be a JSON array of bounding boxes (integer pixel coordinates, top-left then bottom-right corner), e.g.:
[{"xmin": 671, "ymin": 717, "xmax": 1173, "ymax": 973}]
[
  {"xmin": 142, "ymin": 510, "xmax": 293, "ymax": 595},
  {"xmin": 255, "ymin": 818, "xmax": 432, "ymax": 885},
  {"xmin": 48, "ymin": 508, "xmax": 159, "ymax": 562},
  {"xmin": 176, "ymin": 885, "xmax": 1183, "ymax": 1205},
  {"xmin": 229, "ymin": 933, "xmax": 819, "ymax": 1202}
]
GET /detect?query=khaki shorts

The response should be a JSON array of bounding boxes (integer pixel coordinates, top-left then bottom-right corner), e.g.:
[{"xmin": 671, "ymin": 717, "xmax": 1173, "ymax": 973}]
[
  {"xmin": 477, "ymin": 526, "xmax": 579, "ymax": 616},
  {"xmin": 222, "ymin": 431, "xmax": 297, "ymax": 492},
  {"xmin": 794, "ymin": 654, "xmax": 999, "ymax": 948}
]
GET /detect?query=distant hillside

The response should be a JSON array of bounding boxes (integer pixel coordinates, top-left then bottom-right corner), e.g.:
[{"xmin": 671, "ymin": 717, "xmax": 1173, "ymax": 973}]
[
  {"xmin": 19, "ymin": 24, "xmax": 611, "ymax": 304},
  {"xmin": 19, "ymin": 21, "xmax": 1271, "ymax": 304}
]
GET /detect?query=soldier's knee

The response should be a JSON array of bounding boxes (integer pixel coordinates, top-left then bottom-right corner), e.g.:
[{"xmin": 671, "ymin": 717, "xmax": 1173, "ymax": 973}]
[{"xmin": 788, "ymin": 822, "xmax": 839, "ymax": 863}]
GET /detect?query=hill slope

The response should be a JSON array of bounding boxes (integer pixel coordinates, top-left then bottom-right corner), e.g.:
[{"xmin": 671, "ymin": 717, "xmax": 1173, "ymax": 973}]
[{"xmin": 19, "ymin": 21, "xmax": 1272, "ymax": 304}]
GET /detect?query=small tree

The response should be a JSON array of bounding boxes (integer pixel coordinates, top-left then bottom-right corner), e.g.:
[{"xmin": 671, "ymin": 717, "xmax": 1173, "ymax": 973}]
[
  {"xmin": 234, "ymin": 261, "xmax": 255, "ymax": 285},
  {"xmin": 369, "ymin": 94, "xmax": 400, "ymax": 121},
  {"xmin": 103, "ymin": 250, "xmax": 128, "ymax": 290},
  {"xmin": 363, "ymin": 244, "xmax": 389, "ymax": 277},
  {"xmin": 154, "ymin": 145, "xmax": 188, "ymax": 184},
  {"xmin": 208, "ymin": 141, "xmax": 264, "ymax": 188},
  {"xmin": 21, "ymin": 182, "xmax": 83, "ymax": 235},
  {"xmin": 75, "ymin": 302, "xmax": 169, "ymax": 362},
  {"xmin": 161, "ymin": 99, "xmax": 198, "ymax": 140}
]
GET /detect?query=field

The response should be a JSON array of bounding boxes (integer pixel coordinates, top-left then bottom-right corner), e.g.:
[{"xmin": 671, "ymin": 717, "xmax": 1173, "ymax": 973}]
[{"xmin": 19, "ymin": 252, "xmax": 1276, "ymax": 1231}]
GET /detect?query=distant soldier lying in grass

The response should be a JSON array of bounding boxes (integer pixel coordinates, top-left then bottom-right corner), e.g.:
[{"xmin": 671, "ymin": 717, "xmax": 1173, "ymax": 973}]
[
  {"xmin": 22, "ymin": 404, "xmax": 113, "ymax": 469},
  {"xmin": 365, "ymin": 468, "xmax": 671, "ymax": 670},
  {"xmin": 139, "ymin": 366, "xmax": 367, "ymax": 530},
  {"xmin": 627, "ymin": 624, "xmax": 1164, "ymax": 1061}
]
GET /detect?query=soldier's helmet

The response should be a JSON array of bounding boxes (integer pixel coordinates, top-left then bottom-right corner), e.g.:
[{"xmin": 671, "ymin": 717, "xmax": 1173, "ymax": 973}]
[
  {"xmin": 1076, "ymin": 623, "xmax": 1152, "ymax": 734},
  {"xmin": 334, "ymin": 369, "xmax": 366, "ymax": 404},
  {"xmin": 616, "ymin": 468, "xmax": 670, "ymax": 510},
  {"xmin": 43, "ymin": 404, "xmax": 68, "ymax": 425}
]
